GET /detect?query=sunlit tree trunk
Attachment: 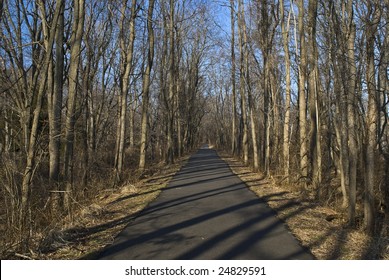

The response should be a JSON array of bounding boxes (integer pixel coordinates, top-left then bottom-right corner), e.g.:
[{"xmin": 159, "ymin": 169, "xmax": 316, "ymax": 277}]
[
  {"xmin": 47, "ymin": 3, "xmax": 64, "ymax": 211},
  {"xmin": 280, "ymin": 0, "xmax": 291, "ymax": 181},
  {"xmin": 237, "ymin": 0, "xmax": 249, "ymax": 165},
  {"xmin": 114, "ymin": 0, "xmax": 137, "ymax": 182},
  {"xmin": 165, "ymin": 0, "xmax": 176, "ymax": 164},
  {"xmin": 21, "ymin": 0, "xmax": 64, "ymax": 244},
  {"xmin": 63, "ymin": 0, "xmax": 86, "ymax": 210},
  {"xmin": 139, "ymin": 0, "xmax": 155, "ymax": 171},
  {"xmin": 298, "ymin": 0, "xmax": 308, "ymax": 184},
  {"xmin": 230, "ymin": 0, "xmax": 237, "ymax": 156}
]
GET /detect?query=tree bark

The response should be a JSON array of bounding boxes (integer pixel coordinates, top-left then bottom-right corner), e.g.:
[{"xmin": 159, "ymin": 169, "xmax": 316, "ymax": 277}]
[
  {"xmin": 48, "ymin": 2, "xmax": 64, "ymax": 188},
  {"xmin": 346, "ymin": 0, "xmax": 357, "ymax": 226},
  {"xmin": 21, "ymin": 0, "xmax": 64, "ymax": 243},
  {"xmin": 298, "ymin": 0, "xmax": 308, "ymax": 184},
  {"xmin": 139, "ymin": 0, "xmax": 155, "ymax": 171},
  {"xmin": 280, "ymin": 0, "xmax": 291, "ymax": 181},
  {"xmin": 364, "ymin": 2, "xmax": 380, "ymax": 234},
  {"xmin": 237, "ymin": 0, "xmax": 249, "ymax": 165},
  {"xmin": 114, "ymin": 0, "xmax": 137, "ymax": 182},
  {"xmin": 230, "ymin": 0, "xmax": 237, "ymax": 156},
  {"xmin": 63, "ymin": 0, "xmax": 86, "ymax": 210},
  {"xmin": 307, "ymin": 0, "xmax": 319, "ymax": 190}
]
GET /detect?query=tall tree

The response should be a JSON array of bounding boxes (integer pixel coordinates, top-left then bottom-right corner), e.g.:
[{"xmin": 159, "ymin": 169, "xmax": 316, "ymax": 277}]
[
  {"xmin": 230, "ymin": 0, "xmax": 238, "ymax": 156},
  {"xmin": 47, "ymin": 1, "xmax": 64, "ymax": 188},
  {"xmin": 237, "ymin": 0, "xmax": 249, "ymax": 165},
  {"xmin": 307, "ymin": 0, "xmax": 320, "ymax": 192},
  {"xmin": 298, "ymin": 0, "xmax": 308, "ymax": 184},
  {"xmin": 280, "ymin": 0, "xmax": 291, "ymax": 180},
  {"xmin": 139, "ymin": 0, "xmax": 156, "ymax": 171},
  {"xmin": 20, "ymin": 0, "xmax": 64, "ymax": 243},
  {"xmin": 114, "ymin": 0, "xmax": 137, "ymax": 182},
  {"xmin": 63, "ymin": 0, "xmax": 86, "ymax": 210},
  {"xmin": 364, "ymin": 0, "xmax": 381, "ymax": 233},
  {"xmin": 346, "ymin": 0, "xmax": 358, "ymax": 226}
]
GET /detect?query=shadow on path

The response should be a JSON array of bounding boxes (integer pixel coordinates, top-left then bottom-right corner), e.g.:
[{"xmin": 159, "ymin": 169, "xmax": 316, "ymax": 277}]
[{"xmin": 97, "ymin": 147, "xmax": 314, "ymax": 260}]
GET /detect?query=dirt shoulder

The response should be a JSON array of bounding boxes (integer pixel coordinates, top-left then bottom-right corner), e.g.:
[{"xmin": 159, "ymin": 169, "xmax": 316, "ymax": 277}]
[{"xmin": 218, "ymin": 151, "xmax": 388, "ymax": 260}]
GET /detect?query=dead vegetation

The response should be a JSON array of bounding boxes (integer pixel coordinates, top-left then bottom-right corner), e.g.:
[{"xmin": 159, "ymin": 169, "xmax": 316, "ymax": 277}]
[
  {"xmin": 218, "ymin": 151, "xmax": 389, "ymax": 260},
  {"xmin": 1, "ymin": 156, "xmax": 189, "ymax": 260}
]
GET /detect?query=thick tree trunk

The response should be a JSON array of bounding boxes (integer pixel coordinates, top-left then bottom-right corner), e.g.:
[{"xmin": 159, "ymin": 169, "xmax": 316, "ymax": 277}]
[
  {"xmin": 346, "ymin": 1, "xmax": 357, "ymax": 226},
  {"xmin": 364, "ymin": 4, "xmax": 380, "ymax": 233},
  {"xmin": 307, "ymin": 0, "xmax": 320, "ymax": 192},
  {"xmin": 237, "ymin": 0, "xmax": 249, "ymax": 165},
  {"xmin": 47, "ymin": 4, "xmax": 64, "ymax": 211}
]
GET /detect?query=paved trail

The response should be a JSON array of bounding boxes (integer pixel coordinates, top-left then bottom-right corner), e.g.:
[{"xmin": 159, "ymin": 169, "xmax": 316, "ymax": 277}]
[{"xmin": 98, "ymin": 147, "xmax": 314, "ymax": 260}]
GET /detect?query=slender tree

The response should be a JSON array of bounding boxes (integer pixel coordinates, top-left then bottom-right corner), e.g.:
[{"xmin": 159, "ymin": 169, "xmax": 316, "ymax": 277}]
[
  {"xmin": 114, "ymin": 0, "xmax": 137, "ymax": 182},
  {"xmin": 63, "ymin": 0, "xmax": 86, "ymax": 210},
  {"xmin": 139, "ymin": 0, "xmax": 156, "ymax": 171},
  {"xmin": 280, "ymin": 0, "xmax": 291, "ymax": 180}
]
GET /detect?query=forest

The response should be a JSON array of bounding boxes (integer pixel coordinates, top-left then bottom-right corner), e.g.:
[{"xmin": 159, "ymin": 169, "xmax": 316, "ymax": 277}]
[{"xmin": 0, "ymin": 0, "xmax": 388, "ymax": 259}]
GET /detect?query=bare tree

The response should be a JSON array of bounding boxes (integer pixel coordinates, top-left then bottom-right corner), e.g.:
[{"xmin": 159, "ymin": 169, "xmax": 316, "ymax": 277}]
[
  {"xmin": 63, "ymin": 0, "xmax": 86, "ymax": 210},
  {"xmin": 114, "ymin": 0, "xmax": 137, "ymax": 182},
  {"xmin": 139, "ymin": 0, "xmax": 156, "ymax": 171},
  {"xmin": 237, "ymin": 0, "xmax": 249, "ymax": 165},
  {"xmin": 280, "ymin": 0, "xmax": 291, "ymax": 180},
  {"xmin": 364, "ymin": 0, "xmax": 381, "ymax": 233},
  {"xmin": 20, "ymin": 0, "xmax": 64, "ymax": 243},
  {"xmin": 230, "ymin": 0, "xmax": 238, "ymax": 156},
  {"xmin": 297, "ymin": 0, "xmax": 308, "ymax": 184}
]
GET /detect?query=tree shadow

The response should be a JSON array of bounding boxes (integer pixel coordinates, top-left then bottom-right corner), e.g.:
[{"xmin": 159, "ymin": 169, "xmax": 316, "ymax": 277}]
[
  {"xmin": 96, "ymin": 189, "xmax": 314, "ymax": 259},
  {"xmin": 76, "ymin": 148, "xmax": 316, "ymax": 260}
]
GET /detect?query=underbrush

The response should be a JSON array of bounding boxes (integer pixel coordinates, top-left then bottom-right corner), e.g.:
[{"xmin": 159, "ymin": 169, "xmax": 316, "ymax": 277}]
[
  {"xmin": 218, "ymin": 151, "xmax": 389, "ymax": 260},
  {"xmin": 0, "ymin": 147, "xmax": 189, "ymax": 260}
]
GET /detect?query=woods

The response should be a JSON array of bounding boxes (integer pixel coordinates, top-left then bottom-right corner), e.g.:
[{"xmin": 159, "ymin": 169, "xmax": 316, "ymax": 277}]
[
  {"xmin": 0, "ymin": 0, "xmax": 388, "ymax": 259},
  {"xmin": 209, "ymin": 0, "xmax": 389, "ymax": 246}
]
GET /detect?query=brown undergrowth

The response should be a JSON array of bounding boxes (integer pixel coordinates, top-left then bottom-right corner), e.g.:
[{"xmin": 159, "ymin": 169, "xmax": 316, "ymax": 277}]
[
  {"xmin": 218, "ymin": 151, "xmax": 389, "ymax": 260},
  {"xmin": 4, "ymin": 155, "xmax": 189, "ymax": 260}
]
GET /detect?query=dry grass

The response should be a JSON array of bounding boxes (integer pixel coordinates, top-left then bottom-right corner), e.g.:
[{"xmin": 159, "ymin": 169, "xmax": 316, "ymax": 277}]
[
  {"xmin": 5, "ymin": 148, "xmax": 388, "ymax": 260},
  {"xmin": 8, "ymin": 156, "xmax": 190, "ymax": 260},
  {"xmin": 218, "ymin": 151, "xmax": 389, "ymax": 260}
]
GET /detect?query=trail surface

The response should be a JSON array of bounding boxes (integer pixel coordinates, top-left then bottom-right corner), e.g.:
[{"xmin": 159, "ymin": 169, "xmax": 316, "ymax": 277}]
[{"xmin": 98, "ymin": 146, "xmax": 314, "ymax": 259}]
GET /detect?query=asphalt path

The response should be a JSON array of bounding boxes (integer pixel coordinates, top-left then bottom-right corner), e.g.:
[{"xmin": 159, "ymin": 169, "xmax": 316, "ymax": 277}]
[{"xmin": 98, "ymin": 146, "xmax": 314, "ymax": 260}]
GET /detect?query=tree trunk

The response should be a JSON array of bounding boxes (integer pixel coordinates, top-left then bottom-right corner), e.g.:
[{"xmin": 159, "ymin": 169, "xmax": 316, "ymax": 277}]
[
  {"xmin": 139, "ymin": 0, "xmax": 155, "ymax": 171},
  {"xmin": 230, "ymin": 0, "xmax": 237, "ymax": 156},
  {"xmin": 47, "ymin": 3, "xmax": 64, "ymax": 211},
  {"xmin": 237, "ymin": 0, "xmax": 249, "ymax": 165},
  {"xmin": 298, "ymin": 0, "xmax": 308, "ymax": 184},
  {"xmin": 114, "ymin": 0, "xmax": 137, "ymax": 181},
  {"xmin": 165, "ymin": 0, "xmax": 176, "ymax": 164},
  {"xmin": 280, "ymin": 0, "xmax": 291, "ymax": 181},
  {"xmin": 346, "ymin": 1, "xmax": 357, "ymax": 226},
  {"xmin": 21, "ymin": 0, "xmax": 64, "ymax": 244},
  {"xmin": 364, "ymin": 3, "xmax": 380, "ymax": 234},
  {"xmin": 307, "ymin": 0, "xmax": 320, "ymax": 192},
  {"xmin": 63, "ymin": 0, "xmax": 85, "ymax": 210}
]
